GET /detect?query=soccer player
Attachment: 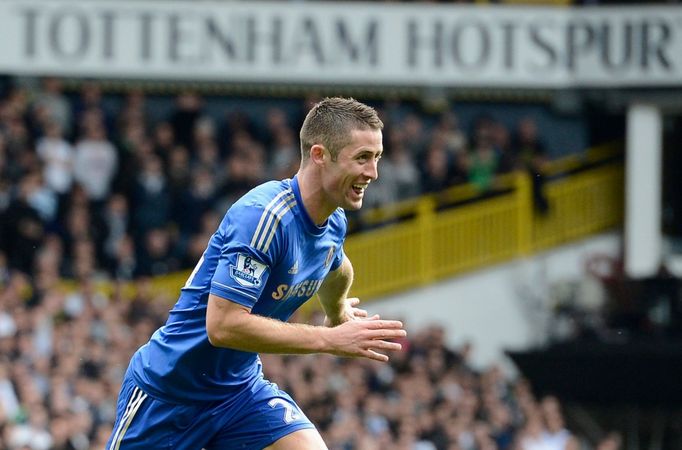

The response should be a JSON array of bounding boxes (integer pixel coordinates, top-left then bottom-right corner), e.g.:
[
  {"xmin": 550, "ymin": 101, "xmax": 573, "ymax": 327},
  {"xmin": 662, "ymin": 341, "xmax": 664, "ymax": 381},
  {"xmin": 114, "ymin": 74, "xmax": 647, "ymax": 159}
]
[{"xmin": 106, "ymin": 97, "xmax": 407, "ymax": 450}]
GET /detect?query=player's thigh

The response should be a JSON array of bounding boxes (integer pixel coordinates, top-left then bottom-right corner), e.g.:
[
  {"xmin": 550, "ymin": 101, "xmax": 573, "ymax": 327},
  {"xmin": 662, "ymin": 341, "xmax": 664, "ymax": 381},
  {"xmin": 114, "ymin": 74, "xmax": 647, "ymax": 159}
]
[
  {"xmin": 264, "ymin": 428, "xmax": 328, "ymax": 450},
  {"xmin": 206, "ymin": 379, "xmax": 318, "ymax": 450}
]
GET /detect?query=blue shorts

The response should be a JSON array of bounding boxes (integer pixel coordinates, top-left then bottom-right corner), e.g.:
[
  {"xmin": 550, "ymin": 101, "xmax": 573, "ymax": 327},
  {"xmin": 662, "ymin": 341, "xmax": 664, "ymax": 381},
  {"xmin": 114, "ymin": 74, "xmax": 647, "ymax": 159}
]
[{"xmin": 105, "ymin": 370, "xmax": 315, "ymax": 450}]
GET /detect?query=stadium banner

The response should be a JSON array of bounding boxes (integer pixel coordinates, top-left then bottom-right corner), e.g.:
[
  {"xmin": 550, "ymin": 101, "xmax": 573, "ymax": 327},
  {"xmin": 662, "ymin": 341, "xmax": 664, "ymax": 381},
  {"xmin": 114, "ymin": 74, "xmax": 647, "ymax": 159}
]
[{"xmin": 0, "ymin": 1, "xmax": 681, "ymax": 87}]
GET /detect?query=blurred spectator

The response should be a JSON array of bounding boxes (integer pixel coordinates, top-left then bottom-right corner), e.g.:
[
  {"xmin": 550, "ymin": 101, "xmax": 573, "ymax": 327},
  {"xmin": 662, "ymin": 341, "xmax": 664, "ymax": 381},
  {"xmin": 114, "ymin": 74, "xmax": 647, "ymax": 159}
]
[
  {"xmin": 421, "ymin": 140, "xmax": 461, "ymax": 193},
  {"xmin": 59, "ymin": 205, "xmax": 104, "ymax": 278},
  {"xmin": 136, "ymin": 228, "xmax": 181, "ymax": 277},
  {"xmin": 73, "ymin": 81, "xmax": 113, "ymax": 137},
  {"xmin": 131, "ymin": 154, "xmax": 170, "ymax": 239},
  {"xmin": 18, "ymin": 171, "xmax": 58, "ymax": 225},
  {"xmin": 152, "ymin": 121, "xmax": 176, "ymax": 162},
  {"xmin": 117, "ymin": 89, "xmax": 148, "ymax": 139},
  {"xmin": 511, "ymin": 117, "xmax": 550, "ymax": 214},
  {"xmin": 268, "ymin": 127, "xmax": 299, "ymax": 181},
  {"xmin": 596, "ymin": 432, "xmax": 622, "ymax": 450},
  {"xmin": 0, "ymin": 365, "xmax": 20, "ymax": 421},
  {"xmin": 466, "ymin": 116, "xmax": 506, "ymax": 192},
  {"xmin": 31, "ymin": 77, "xmax": 72, "ymax": 137},
  {"xmin": 193, "ymin": 116, "xmax": 223, "ymax": 181},
  {"xmin": 401, "ymin": 113, "xmax": 428, "ymax": 156},
  {"xmin": 0, "ymin": 173, "xmax": 47, "ymax": 273},
  {"xmin": 434, "ymin": 110, "xmax": 467, "ymax": 156},
  {"xmin": 109, "ymin": 234, "xmax": 138, "ymax": 281},
  {"xmin": 0, "ymin": 250, "xmax": 9, "ymax": 288},
  {"xmin": 166, "ymin": 145, "xmax": 192, "ymax": 195},
  {"xmin": 170, "ymin": 92, "xmax": 203, "ymax": 150},
  {"xmin": 220, "ymin": 136, "xmax": 266, "ymax": 206},
  {"xmin": 173, "ymin": 166, "xmax": 218, "ymax": 240},
  {"xmin": 73, "ymin": 123, "xmax": 118, "ymax": 204},
  {"xmin": 540, "ymin": 395, "xmax": 579, "ymax": 450},
  {"xmin": 35, "ymin": 122, "xmax": 74, "ymax": 197},
  {"xmin": 363, "ymin": 128, "xmax": 421, "ymax": 210},
  {"xmin": 3, "ymin": 101, "xmax": 34, "ymax": 175},
  {"xmin": 183, "ymin": 210, "xmax": 221, "ymax": 267},
  {"xmin": 102, "ymin": 194, "xmax": 130, "ymax": 268}
]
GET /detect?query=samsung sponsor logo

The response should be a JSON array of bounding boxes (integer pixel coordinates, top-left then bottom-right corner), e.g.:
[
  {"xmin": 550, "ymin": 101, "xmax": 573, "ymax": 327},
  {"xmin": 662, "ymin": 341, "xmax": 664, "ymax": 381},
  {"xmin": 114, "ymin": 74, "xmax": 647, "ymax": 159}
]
[{"xmin": 272, "ymin": 279, "xmax": 324, "ymax": 301}]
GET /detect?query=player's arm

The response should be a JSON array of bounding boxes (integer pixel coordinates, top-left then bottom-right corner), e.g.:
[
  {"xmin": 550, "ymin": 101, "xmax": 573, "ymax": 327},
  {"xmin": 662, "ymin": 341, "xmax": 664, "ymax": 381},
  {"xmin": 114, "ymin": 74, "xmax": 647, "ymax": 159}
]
[
  {"xmin": 316, "ymin": 254, "xmax": 367, "ymax": 326},
  {"xmin": 206, "ymin": 294, "xmax": 405, "ymax": 362}
]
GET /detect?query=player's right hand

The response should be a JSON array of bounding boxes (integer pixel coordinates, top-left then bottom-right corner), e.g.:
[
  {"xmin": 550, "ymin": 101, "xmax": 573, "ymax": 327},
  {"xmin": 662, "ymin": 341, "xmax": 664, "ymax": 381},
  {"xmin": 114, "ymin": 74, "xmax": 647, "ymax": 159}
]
[{"xmin": 323, "ymin": 315, "xmax": 406, "ymax": 362}]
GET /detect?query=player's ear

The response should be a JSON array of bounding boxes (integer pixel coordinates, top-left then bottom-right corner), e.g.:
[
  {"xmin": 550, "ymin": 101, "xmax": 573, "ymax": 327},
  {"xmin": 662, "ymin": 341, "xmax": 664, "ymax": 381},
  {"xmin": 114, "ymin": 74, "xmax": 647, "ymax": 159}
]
[{"xmin": 310, "ymin": 144, "xmax": 326, "ymax": 165}]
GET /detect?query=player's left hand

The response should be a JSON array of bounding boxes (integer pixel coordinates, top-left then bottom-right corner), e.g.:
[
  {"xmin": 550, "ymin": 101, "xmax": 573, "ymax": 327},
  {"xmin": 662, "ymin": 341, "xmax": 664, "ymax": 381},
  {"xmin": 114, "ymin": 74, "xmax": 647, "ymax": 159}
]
[{"xmin": 324, "ymin": 297, "xmax": 368, "ymax": 326}]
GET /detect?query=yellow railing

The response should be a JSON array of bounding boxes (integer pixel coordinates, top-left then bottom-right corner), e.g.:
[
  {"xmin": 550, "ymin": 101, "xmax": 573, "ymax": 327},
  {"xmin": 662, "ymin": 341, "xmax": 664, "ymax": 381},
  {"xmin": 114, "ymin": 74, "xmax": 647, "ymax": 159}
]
[
  {"xmin": 531, "ymin": 164, "xmax": 624, "ymax": 251},
  {"xmin": 343, "ymin": 161, "xmax": 624, "ymax": 301}
]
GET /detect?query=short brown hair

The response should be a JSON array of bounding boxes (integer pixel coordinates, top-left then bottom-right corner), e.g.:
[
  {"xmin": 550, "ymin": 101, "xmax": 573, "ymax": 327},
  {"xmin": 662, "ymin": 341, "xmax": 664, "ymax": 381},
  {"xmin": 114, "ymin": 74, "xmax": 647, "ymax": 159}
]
[{"xmin": 299, "ymin": 97, "xmax": 383, "ymax": 162}]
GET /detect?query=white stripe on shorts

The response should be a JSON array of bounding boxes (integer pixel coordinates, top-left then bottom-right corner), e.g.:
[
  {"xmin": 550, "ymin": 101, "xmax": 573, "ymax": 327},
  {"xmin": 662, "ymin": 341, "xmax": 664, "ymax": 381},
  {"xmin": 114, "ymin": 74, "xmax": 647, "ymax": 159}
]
[{"xmin": 109, "ymin": 386, "xmax": 148, "ymax": 450}]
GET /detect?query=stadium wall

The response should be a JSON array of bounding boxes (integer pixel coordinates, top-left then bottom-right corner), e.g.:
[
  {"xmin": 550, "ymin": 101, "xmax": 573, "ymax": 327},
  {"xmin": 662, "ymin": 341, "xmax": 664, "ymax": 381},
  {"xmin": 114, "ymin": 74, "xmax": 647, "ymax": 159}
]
[{"xmin": 367, "ymin": 232, "xmax": 621, "ymax": 371}]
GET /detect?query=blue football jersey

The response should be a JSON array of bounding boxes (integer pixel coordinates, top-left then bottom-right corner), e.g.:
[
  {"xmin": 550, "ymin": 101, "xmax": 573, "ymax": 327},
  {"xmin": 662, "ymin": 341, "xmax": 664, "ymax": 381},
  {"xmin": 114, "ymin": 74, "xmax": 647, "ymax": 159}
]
[{"xmin": 129, "ymin": 176, "xmax": 347, "ymax": 403}]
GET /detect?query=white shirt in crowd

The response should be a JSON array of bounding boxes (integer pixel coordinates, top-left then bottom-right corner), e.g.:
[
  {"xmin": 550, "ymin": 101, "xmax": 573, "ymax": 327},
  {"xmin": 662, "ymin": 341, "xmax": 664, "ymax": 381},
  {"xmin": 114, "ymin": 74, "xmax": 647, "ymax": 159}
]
[
  {"xmin": 36, "ymin": 135, "xmax": 74, "ymax": 194},
  {"xmin": 73, "ymin": 136, "xmax": 118, "ymax": 201}
]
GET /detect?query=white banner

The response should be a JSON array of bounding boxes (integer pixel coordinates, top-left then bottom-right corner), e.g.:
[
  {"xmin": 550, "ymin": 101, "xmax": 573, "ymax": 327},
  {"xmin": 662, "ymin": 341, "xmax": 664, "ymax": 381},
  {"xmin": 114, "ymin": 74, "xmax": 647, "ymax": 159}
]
[{"xmin": 0, "ymin": 1, "xmax": 681, "ymax": 88}]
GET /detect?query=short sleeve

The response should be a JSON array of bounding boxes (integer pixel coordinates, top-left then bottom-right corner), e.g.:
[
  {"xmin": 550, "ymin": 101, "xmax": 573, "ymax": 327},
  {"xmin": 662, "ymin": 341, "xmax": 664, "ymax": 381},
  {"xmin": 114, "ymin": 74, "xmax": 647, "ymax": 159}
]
[{"xmin": 210, "ymin": 202, "xmax": 283, "ymax": 309}]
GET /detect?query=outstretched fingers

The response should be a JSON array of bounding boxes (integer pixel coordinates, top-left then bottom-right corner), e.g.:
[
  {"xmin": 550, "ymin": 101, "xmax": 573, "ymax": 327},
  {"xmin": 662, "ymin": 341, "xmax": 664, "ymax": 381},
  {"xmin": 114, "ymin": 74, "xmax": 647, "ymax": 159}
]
[
  {"xmin": 370, "ymin": 339, "xmax": 403, "ymax": 352},
  {"xmin": 363, "ymin": 349, "xmax": 390, "ymax": 363},
  {"xmin": 360, "ymin": 339, "xmax": 403, "ymax": 362},
  {"xmin": 330, "ymin": 315, "xmax": 407, "ymax": 362},
  {"xmin": 366, "ymin": 319, "xmax": 406, "ymax": 331},
  {"xmin": 360, "ymin": 320, "xmax": 406, "ymax": 362}
]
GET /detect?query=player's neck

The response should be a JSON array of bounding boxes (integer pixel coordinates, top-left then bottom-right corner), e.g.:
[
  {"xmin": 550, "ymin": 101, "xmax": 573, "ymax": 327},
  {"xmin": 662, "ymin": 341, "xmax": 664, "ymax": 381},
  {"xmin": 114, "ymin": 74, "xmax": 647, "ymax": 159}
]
[{"xmin": 295, "ymin": 169, "xmax": 334, "ymax": 226}]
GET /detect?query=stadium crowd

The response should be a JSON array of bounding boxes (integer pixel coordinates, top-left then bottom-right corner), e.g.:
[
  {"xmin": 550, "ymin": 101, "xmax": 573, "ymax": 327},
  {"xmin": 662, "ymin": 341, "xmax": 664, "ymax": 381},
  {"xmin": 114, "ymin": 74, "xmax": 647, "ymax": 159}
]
[
  {"xmin": 0, "ymin": 77, "xmax": 606, "ymax": 450},
  {"xmin": 0, "ymin": 269, "xmax": 603, "ymax": 450},
  {"xmin": 0, "ymin": 77, "xmax": 548, "ymax": 281}
]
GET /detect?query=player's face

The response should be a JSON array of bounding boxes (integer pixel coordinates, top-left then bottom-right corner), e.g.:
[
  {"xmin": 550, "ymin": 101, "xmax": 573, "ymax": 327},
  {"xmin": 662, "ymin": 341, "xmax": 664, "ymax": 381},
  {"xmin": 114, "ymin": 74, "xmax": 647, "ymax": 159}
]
[{"xmin": 323, "ymin": 128, "xmax": 383, "ymax": 211}]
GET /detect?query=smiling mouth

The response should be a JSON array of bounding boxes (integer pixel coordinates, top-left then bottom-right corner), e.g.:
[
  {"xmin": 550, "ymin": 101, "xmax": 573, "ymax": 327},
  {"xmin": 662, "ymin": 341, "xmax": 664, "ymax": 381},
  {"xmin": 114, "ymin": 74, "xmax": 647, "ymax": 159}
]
[{"xmin": 352, "ymin": 184, "xmax": 368, "ymax": 196}]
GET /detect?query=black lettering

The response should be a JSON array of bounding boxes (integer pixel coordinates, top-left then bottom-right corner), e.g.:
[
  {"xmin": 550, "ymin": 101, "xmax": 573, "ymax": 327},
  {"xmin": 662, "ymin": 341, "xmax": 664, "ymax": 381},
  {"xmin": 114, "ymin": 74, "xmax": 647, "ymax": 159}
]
[
  {"xmin": 529, "ymin": 22, "xmax": 557, "ymax": 69},
  {"xmin": 19, "ymin": 8, "xmax": 40, "ymax": 57},
  {"xmin": 100, "ymin": 11, "xmax": 116, "ymax": 59},
  {"xmin": 139, "ymin": 12, "xmax": 154, "ymax": 61},
  {"xmin": 407, "ymin": 20, "xmax": 443, "ymax": 68},
  {"xmin": 599, "ymin": 21, "xmax": 633, "ymax": 71},
  {"xmin": 292, "ymin": 19, "xmax": 324, "ymax": 64},
  {"xmin": 501, "ymin": 22, "xmax": 517, "ymax": 69},
  {"xmin": 246, "ymin": 16, "xmax": 283, "ymax": 64},
  {"xmin": 567, "ymin": 21, "xmax": 596, "ymax": 71},
  {"xmin": 205, "ymin": 16, "xmax": 237, "ymax": 60},
  {"xmin": 335, "ymin": 20, "xmax": 379, "ymax": 65},
  {"xmin": 451, "ymin": 22, "xmax": 490, "ymax": 69},
  {"xmin": 49, "ymin": 10, "xmax": 90, "ymax": 59},
  {"xmin": 641, "ymin": 20, "xmax": 672, "ymax": 69},
  {"xmin": 168, "ymin": 14, "xmax": 181, "ymax": 61}
]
